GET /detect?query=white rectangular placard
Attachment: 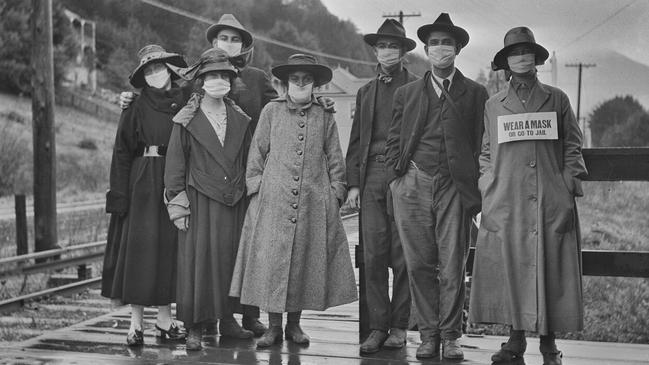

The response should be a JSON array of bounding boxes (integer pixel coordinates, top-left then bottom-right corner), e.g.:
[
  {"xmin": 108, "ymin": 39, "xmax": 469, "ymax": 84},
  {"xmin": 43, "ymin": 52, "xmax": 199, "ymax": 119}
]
[{"xmin": 497, "ymin": 112, "xmax": 558, "ymax": 144}]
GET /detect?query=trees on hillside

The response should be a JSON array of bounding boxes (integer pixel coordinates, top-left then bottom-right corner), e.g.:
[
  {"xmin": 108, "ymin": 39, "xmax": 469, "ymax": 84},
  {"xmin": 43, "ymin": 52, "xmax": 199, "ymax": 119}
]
[{"xmin": 589, "ymin": 96, "xmax": 648, "ymax": 147}]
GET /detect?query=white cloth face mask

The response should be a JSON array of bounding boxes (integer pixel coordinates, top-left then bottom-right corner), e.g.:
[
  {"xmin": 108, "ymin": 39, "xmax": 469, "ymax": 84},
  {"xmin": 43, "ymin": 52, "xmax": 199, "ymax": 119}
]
[
  {"xmin": 427, "ymin": 45, "xmax": 456, "ymax": 69},
  {"xmin": 288, "ymin": 82, "xmax": 313, "ymax": 104},
  {"xmin": 144, "ymin": 69, "xmax": 171, "ymax": 89},
  {"xmin": 217, "ymin": 40, "xmax": 242, "ymax": 57},
  {"xmin": 507, "ymin": 53, "xmax": 536, "ymax": 74},
  {"xmin": 377, "ymin": 48, "xmax": 401, "ymax": 68},
  {"xmin": 202, "ymin": 78, "xmax": 231, "ymax": 98}
]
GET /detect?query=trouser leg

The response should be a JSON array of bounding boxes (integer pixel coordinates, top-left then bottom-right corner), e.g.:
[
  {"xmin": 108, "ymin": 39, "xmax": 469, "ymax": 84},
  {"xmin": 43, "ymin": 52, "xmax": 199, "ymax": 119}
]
[{"xmin": 391, "ymin": 168, "xmax": 439, "ymax": 340}]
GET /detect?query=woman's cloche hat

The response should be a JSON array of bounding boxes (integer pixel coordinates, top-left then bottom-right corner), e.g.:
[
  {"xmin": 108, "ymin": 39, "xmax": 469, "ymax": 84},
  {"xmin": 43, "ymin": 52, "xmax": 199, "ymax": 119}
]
[
  {"xmin": 492, "ymin": 26, "xmax": 549, "ymax": 71},
  {"xmin": 271, "ymin": 54, "xmax": 333, "ymax": 87},
  {"xmin": 205, "ymin": 13, "xmax": 254, "ymax": 48},
  {"xmin": 363, "ymin": 19, "xmax": 416, "ymax": 52},
  {"xmin": 129, "ymin": 44, "xmax": 187, "ymax": 88},
  {"xmin": 182, "ymin": 48, "xmax": 239, "ymax": 81}
]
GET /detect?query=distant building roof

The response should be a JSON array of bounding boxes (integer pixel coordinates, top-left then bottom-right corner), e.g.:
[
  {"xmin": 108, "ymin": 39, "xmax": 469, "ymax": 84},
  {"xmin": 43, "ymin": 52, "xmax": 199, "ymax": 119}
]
[{"xmin": 316, "ymin": 67, "xmax": 373, "ymax": 96}]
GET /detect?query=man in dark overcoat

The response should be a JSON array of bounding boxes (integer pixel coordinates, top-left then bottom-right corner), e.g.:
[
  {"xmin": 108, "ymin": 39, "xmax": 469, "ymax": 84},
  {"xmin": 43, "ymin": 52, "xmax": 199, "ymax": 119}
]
[
  {"xmin": 385, "ymin": 13, "xmax": 488, "ymax": 360},
  {"xmin": 345, "ymin": 19, "xmax": 418, "ymax": 354}
]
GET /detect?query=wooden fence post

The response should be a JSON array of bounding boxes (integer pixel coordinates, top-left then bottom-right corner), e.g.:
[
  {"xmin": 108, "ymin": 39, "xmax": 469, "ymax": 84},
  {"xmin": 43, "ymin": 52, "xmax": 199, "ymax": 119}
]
[{"xmin": 15, "ymin": 194, "xmax": 28, "ymax": 256}]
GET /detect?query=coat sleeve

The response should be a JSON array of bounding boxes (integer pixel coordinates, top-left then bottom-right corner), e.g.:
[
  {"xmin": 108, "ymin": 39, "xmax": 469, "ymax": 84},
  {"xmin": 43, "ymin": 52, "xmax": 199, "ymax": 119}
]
[
  {"xmin": 106, "ymin": 107, "xmax": 137, "ymax": 215},
  {"xmin": 246, "ymin": 105, "xmax": 272, "ymax": 196},
  {"xmin": 560, "ymin": 91, "xmax": 588, "ymax": 196},
  {"xmin": 345, "ymin": 90, "xmax": 363, "ymax": 188},
  {"xmin": 324, "ymin": 112, "xmax": 347, "ymax": 205},
  {"xmin": 385, "ymin": 86, "xmax": 404, "ymax": 183},
  {"xmin": 478, "ymin": 104, "xmax": 493, "ymax": 194},
  {"xmin": 163, "ymin": 123, "xmax": 190, "ymax": 220}
]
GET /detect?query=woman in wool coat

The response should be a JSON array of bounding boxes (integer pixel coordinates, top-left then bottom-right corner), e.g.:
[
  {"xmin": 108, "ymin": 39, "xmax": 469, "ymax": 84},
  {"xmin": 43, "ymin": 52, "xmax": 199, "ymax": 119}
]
[
  {"xmin": 102, "ymin": 45, "xmax": 189, "ymax": 346},
  {"xmin": 230, "ymin": 54, "xmax": 358, "ymax": 348}
]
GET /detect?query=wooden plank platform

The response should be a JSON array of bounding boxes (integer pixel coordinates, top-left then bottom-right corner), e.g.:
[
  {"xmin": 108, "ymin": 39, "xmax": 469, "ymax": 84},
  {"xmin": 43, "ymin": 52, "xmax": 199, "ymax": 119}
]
[{"xmin": 2, "ymin": 216, "xmax": 648, "ymax": 364}]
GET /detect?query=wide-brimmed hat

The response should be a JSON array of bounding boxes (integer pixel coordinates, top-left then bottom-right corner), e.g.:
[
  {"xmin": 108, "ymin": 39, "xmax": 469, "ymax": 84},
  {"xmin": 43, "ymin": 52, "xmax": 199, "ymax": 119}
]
[
  {"xmin": 182, "ymin": 48, "xmax": 238, "ymax": 81},
  {"xmin": 205, "ymin": 14, "xmax": 253, "ymax": 48},
  {"xmin": 363, "ymin": 19, "xmax": 416, "ymax": 52},
  {"xmin": 417, "ymin": 13, "xmax": 469, "ymax": 48},
  {"xmin": 129, "ymin": 44, "xmax": 187, "ymax": 88},
  {"xmin": 272, "ymin": 54, "xmax": 332, "ymax": 87},
  {"xmin": 492, "ymin": 26, "xmax": 549, "ymax": 71}
]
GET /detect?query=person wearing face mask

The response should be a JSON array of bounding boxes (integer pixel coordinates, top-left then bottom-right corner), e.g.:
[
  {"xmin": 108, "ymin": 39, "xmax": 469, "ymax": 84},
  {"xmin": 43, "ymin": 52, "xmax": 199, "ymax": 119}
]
[
  {"xmin": 344, "ymin": 19, "xmax": 417, "ymax": 354},
  {"xmin": 385, "ymin": 13, "xmax": 488, "ymax": 360},
  {"xmin": 229, "ymin": 54, "xmax": 357, "ymax": 348},
  {"xmin": 102, "ymin": 45, "xmax": 190, "ymax": 347},
  {"xmin": 470, "ymin": 27, "xmax": 587, "ymax": 365},
  {"xmin": 163, "ymin": 48, "xmax": 256, "ymax": 350}
]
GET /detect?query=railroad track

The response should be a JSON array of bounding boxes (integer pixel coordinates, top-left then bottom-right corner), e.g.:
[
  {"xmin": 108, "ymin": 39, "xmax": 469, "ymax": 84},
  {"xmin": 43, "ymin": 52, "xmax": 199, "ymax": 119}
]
[{"xmin": 0, "ymin": 199, "xmax": 106, "ymax": 220}]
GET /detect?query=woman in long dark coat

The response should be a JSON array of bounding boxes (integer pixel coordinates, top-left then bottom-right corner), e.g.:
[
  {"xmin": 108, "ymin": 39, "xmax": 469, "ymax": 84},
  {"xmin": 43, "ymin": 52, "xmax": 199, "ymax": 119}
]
[
  {"xmin": 164, "ymin": 48, "xmax": 254, "ymax": 351},
  {"xmin": 102, "ymin": 45, "xmax": 190, "ymax": 346}
]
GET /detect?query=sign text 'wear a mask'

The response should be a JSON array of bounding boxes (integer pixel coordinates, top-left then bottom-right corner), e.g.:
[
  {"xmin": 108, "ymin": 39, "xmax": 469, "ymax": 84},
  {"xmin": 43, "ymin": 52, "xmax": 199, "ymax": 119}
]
[{"xmin": 497, "ymin": 112, "xmax": 558, "ymax": 144}]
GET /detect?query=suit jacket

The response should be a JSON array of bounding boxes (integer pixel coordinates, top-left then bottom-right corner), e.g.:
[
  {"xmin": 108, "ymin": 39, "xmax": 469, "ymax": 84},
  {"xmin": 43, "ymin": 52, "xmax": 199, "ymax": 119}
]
[
  {"xmin": 346, "ymin": 68, "xmax": 418, "ymax": 190},
  {"xmin": 165, "ymin": 96, "xmax": 252, "ymax": 207},
  {"xmin": 230, "ymin": 66, "xmax": 278, "ymax": 133},
  {"xmin": 385, "ymin": 69, "xmax": 488, "ymax": 215}
]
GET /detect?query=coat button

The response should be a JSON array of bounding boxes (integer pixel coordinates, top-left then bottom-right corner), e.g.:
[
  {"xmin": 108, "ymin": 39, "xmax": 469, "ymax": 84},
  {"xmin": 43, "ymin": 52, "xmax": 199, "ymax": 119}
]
[
  {"xmin": 290, "ymin": 217, "xmax": 297, "ymax": 223},
  {"xmin": 292, "ymin": 189, "xmax": 299, "ymax": 195},
  {"xmin": 298, "ymin": 134, "xmax": 304, "ymax": 141},
  {"xmin": 171, "ymin": 102, "xmax": 178, "ymax": 109},
  {"xmin": 299, "ymin": 111, "xmax": 305, "ymax": 116},
  {"xmin": 291, "ymin": 203, "xmax": 298, "ymax": 209},
  {"xmin": 529, "ymin": 161, "xmax": 536, "ymax": 168},
  {"xmin": 293, "ymin": 176, "xmax": 299, "ymax": 181},
  {"xmin": 530, "ymin": 195, "xmax": 537, "ymax": 202},
  {"xmin": 297, "ymin": 150, "xmax": 303, "ymax": 156},
  {"xmin": 299, "ymin": 123, "xmax": 305, "ymax": 128}
]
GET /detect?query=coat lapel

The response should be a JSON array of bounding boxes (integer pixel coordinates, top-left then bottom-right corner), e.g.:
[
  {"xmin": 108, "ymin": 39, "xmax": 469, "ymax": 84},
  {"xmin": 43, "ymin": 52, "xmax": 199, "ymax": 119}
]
[
  {"xmin": 501, "ymin": 84, "xmax": 527, "ymax": 114},
  {"xmin": 526, "ymin": 81, "xmax": 552, "ymax": 112},
  {"xmin": 185, "ymin": 109, "xmax": 232, "ymax": 174},
  {"xmin": 449, "ymin": 69, "xmax": 468, "ymax": 100}
]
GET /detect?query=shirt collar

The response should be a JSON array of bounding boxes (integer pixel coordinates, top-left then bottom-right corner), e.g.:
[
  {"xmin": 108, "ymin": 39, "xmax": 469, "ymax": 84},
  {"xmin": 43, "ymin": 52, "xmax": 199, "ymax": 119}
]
[
  {"xmin": 510, "ymin": 72, "xmax": 538, "ymax": 90},
  {"xmin": 430, "ymin": 68, "xmax": 456, "ymax": 94}
]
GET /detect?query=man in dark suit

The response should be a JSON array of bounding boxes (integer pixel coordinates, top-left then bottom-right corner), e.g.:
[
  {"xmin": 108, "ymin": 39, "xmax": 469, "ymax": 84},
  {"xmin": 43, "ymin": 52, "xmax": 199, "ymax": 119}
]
[
  {"xmin": 385, "ymin": 13, "xmax": 488, "ymax": 360},
  {"xmin": 345, "ymin": 19, "xmax": 418, "ymax": 354}
]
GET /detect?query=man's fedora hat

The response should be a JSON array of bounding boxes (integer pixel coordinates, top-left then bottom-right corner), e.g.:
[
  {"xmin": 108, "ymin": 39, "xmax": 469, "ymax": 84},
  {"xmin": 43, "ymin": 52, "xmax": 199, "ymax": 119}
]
[
  {"xmin": 129, "ymin": 44, "xmax": 187, "ymax": 88},
  {"xmin": 182, "ymin": 48, "xmax": 238, "ymax": 81},
  {"xmin": 492, "ymin": 26, "xmax": 549, "ymax": 71},
  {"xmin": 272, "ymin": 54, "xmax": 333, "ymax": 87},
  {"xmin": 205, "ymin": 14, "xmax": 253, "ymax": 48},
  {"xmin": 417, "ymin": 13, "xmax": 469, "ymax": 48},
  {"xmin": 363, "ymin": 19, "xmax": 416, "ymax": 52}
]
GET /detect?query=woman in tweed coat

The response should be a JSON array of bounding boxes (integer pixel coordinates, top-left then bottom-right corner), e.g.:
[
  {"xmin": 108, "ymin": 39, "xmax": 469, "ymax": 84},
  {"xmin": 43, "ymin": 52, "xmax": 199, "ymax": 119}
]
[{"xmin": 230, "ymin": 54, "xmax": 357, "ymax": 348}]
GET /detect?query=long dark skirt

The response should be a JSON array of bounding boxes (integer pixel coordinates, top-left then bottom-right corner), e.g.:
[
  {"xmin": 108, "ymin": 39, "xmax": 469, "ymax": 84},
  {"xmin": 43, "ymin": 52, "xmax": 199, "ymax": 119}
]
[
  {"xmin": 175, "ymin": 186, "xmax": 245, "ymax": 328},
  {"xmin": 101, "ymin": 157, "xmax": 178, "ymax": 306}
]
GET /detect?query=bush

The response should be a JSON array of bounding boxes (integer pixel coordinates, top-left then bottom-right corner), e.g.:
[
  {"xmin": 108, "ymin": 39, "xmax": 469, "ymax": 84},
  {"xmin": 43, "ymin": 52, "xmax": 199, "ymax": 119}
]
[
  {"xmin": 0, "ymin": 121, "xmax": 31, "ymax": 196},
  {"xmin": 57, "ymin": 151, "xmax": 109, "ymax": 193}
]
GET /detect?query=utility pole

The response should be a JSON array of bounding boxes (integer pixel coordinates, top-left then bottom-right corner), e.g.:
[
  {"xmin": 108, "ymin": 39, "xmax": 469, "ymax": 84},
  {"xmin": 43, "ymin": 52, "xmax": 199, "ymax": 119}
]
[
  {"xmin": 31, "ymin": 0, "xmax": 58, "ymax": 253},
  {"xmin": 566, "ymin": 62, "xmax": 596, "ymax": 147},
  {"xmin": 383, "ymin": 10, "xmax": 421, "ymax": 25}
]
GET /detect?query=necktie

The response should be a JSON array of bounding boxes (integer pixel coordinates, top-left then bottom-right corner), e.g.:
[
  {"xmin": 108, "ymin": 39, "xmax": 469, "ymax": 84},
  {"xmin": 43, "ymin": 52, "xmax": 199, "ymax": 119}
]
[{"xmin": 443, "ymin": 79, "xmax": 450, "ymax": 93}]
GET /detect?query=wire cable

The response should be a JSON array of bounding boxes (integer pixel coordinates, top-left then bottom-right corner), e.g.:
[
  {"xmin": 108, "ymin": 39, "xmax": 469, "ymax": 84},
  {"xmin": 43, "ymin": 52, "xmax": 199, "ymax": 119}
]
[{"xmin": 139, "ymin": 0, "xmax": 376, "ymax": 66}]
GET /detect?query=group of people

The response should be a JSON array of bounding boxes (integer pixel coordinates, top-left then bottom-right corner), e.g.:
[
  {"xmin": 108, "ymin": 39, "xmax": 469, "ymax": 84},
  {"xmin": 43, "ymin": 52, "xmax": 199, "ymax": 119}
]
[{"xmin": 101, "ymin": 11, "xmax": 586, "ymax": 365}]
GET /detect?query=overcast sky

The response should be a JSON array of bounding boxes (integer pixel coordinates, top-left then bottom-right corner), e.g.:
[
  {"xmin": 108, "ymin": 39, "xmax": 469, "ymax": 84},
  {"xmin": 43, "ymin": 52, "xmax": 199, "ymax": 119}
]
[{"xmin": 320, "ymin": 0, "xmax": 649, "ymax": 80}]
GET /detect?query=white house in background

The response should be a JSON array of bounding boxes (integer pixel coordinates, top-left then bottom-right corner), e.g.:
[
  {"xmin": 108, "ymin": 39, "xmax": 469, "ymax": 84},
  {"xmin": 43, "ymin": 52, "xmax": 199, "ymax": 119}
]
[
  {"xmin": 63, "ymin": 9, "xmax": 96, "ymax": 92},
  {"xmin": 315, "ymin": 67, "xmax": 373, "ymax": 156}
]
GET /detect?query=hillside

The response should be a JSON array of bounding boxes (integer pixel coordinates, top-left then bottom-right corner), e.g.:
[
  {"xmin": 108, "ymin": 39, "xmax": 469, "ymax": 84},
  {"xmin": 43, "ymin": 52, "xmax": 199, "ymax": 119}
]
[{"xmin": 0, "ymin": 92, "xmax": 116, "ymax": 204}]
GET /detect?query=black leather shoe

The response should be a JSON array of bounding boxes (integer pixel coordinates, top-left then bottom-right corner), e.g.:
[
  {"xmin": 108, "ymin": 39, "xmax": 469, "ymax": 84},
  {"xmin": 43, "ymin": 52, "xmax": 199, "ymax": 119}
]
[
  {"xmin": 285, "ymin": 323, "xmax": 310, "ymax": 345},
  {"xmin": 360, "ymin": 330, "xmax": 388, "ymax": 354},
  {"xmin": 219, "ymin": 317, "xmax": 254, "ymax": 339},
  {"xmin": 257, "ymin": 326, "xmax": 283, "ymax": 348},
  {"xmin": 155, "ymin": 322, "xmax": 187, "ymax": 341},
  {"xmin": 492, "ymin": 337, "xmax": 527, "ymax": 363},
  {"xmin": 243, "ymin": 317, "xmax": 267, "ymax": 337},
  {"xmin": 416, "ymin": 336, "xmax": 441, "ymax": 359},
  {"xmin": 542, "ymin": 351, "xmax": 562, "ymax": 365},
  {"xmin": 126, "ymin": 329, "xmax": 144, "ymax": 347}
]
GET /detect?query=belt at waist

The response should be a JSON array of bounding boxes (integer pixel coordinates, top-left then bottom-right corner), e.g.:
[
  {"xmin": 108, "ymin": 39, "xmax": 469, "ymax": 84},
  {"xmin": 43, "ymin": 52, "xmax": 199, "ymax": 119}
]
[{"xmin": 136, "ymin": 145, "xmax": 167, "ymax": 157}]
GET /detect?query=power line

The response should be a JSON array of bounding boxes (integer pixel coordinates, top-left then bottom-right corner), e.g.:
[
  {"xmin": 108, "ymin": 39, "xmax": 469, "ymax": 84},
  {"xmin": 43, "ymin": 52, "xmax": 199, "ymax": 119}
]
[
  {"xmin": 559, "ymin": 1, "xmax": 637, "ymax": 50},
  {"xmin": 139, "ymin": 0, "xmax": 376, "ymax": 66},
  {"xmin": 382, "ymin": 10, "xmax": 421, "ymax": 25}
]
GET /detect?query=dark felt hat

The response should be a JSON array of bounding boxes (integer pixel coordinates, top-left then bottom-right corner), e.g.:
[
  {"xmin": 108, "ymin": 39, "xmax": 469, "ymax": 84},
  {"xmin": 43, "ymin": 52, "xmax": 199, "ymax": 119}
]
[
  {"xmin": 183, "ymin": 48, "xmax": 238, "ymax": 81},
  {"xmin": 492, "ymin": 26, "xmax": 549, "ymax": 71},
  {"xmin": 417, "ymin": 13, "xmax": 469, "ymax": 48},
  {"xmin": 129, "ymin": 44, "xmax": 187, "ymax": 88},
  {"xmin": 272, "ymin": 54, "xmax": 333, "ymax": 87},
  {"xmin": 205, "ymin": 14, "xmax": 253, "ymax": 48},
  {"xmin": 363, "ymin": 19, "xmax": 416, "ymax": 52}
]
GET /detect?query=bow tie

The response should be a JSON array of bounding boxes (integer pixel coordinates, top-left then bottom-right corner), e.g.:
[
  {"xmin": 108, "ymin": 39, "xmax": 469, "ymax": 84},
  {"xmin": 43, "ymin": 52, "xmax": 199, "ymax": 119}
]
[{"xmin": 378, "ymin": 74, "xmax": 392, "ymax": 84}]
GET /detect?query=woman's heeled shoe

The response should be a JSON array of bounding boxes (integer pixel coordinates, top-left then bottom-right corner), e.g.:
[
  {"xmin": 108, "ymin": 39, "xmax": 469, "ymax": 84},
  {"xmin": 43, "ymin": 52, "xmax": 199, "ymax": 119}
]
[
  {"xmin": 156, "ymin": 322, "xmax": 187, "ymax": 341},
  {"xmin": 126, "ymin": 329, "xmax": 144, "ymax": 347},
  {"xmin": 256, "ymin": 326, "xmax": 283, "ymax": 348}
]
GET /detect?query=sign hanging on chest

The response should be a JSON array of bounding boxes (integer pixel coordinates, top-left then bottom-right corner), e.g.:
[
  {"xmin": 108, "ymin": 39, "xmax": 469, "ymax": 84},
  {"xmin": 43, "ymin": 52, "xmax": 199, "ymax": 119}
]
[{"xmin": 497, "ymin": 112, "xmax": 558, "ymax": 144}]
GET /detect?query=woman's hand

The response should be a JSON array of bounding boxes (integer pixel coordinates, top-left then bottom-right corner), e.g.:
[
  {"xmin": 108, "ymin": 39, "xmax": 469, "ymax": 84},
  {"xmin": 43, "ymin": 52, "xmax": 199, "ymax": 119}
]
[
  {"xmin": 173, "ymin": 216, "xmax": 189, "ymax": 231},
  {"xmin": 345, "ymin": 187, "xmax": 360, "ymax": 209}
]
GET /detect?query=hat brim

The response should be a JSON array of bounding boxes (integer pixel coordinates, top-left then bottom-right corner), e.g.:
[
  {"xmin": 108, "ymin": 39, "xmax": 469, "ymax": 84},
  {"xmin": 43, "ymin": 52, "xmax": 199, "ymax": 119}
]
[
  {"xmin": 195, "ymin": 63, "xmax": 238, "ymax": 79},
  {"xmin": 363, "ymin": 34, "xmax": 417, "ymax": 52},
  {"xmin": 271, "ymin": 64, "xmax": 333, "ymax": 87},
  {"xmin": 417, "ymin": 24, "xmax": 470, "ymax": 48},
  {"xmin": 492, "ymin": 42, "xmax": 549, "ymax": 71},
  {"xmin": 130, "ymin": 54, "xmax": 187, "ymax": 88},
  {"xmin": 206, "ymin": 24, "xmax": 253, "ymax": 48}
]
